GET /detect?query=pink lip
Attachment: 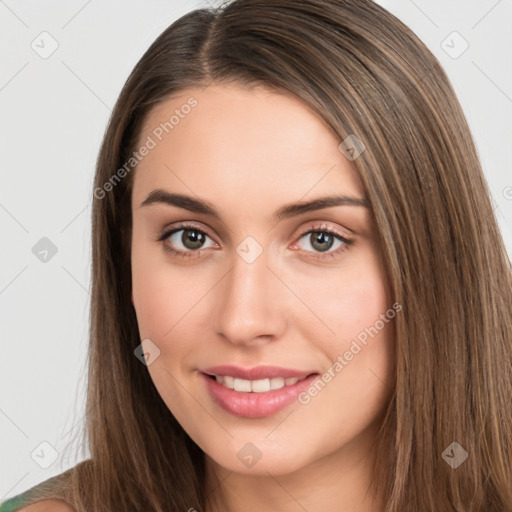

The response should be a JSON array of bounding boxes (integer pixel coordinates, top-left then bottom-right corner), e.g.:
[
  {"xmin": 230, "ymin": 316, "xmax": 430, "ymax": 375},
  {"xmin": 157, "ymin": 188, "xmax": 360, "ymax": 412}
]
[
  {"xmin": 201, "ymin": 364, "xmax": 315, "ymax": 380},
  {"xmin": 199, "ymin": 370, "xmax": 319, "ymax": 418}
]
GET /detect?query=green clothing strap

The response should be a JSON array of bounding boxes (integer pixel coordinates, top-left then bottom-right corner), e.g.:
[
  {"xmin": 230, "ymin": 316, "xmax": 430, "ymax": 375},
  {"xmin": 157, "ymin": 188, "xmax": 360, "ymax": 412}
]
[
  {"xmin": 0, "ymin": 492, "xmax": 32, "ymax": 512},
  {"xmin": 0, "ymin": 472, "xmax": 70, "ymax": 511}
]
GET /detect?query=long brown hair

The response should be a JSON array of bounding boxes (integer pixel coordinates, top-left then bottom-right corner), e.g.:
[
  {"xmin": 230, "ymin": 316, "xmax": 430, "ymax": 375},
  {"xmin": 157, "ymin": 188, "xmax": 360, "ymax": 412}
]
[{"xmin": 28, "ymin": 0, "xmax": 512, "ymax": 510}]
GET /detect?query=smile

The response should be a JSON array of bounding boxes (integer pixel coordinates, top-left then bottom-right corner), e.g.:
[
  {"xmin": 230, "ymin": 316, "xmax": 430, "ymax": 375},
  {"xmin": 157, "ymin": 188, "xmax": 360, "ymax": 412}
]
[
  {"xmin": 210, "ymin": 374, "xmax": 309, "ymax": 393},
  {"xmin": 199, "ymin": 369, "xmax": 319, "ymax": 418}
]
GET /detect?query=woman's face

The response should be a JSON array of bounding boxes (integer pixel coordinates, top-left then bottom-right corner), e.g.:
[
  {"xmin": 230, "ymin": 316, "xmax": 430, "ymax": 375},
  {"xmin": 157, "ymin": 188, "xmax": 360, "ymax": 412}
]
[{"xmin": 130, "ymin": 83, "xmax": 396, "ymax": 477}]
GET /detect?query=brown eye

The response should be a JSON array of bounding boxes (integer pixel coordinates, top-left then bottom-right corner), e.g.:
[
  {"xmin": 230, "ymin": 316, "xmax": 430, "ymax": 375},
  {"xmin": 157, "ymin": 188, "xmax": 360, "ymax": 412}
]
[
  {"xmin": 177, "ymin": 228, "xmax": 207, "ymax": 250},
  {"xmin": 294, "ymin": 224, "xmax": 355, "ymax": 260},
  {"xmin": 158, "ymin": 224, "xmax": 217, "ymax": 256},
  {"xmin": 308, "ymin": 231, "xmax": 336, "ymax": 252}
]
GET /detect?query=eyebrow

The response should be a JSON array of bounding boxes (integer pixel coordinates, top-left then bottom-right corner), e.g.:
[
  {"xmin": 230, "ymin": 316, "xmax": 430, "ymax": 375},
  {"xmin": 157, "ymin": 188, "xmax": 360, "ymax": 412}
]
[{"xmin": 139, "ymin": 189, "xmax": 369, "ymax": 221}]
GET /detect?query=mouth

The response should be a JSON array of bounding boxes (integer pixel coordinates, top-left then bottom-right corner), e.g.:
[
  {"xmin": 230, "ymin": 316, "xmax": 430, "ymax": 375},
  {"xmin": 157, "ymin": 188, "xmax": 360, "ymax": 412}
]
[
  {"xmin": 203, "ymin": 373, "xmax": 315, "ymax": 392},
  {"xmin": 201, "ymin": 364, "xmax": 317, "ymax": 381},
  {"xmin": 199, "ymin": 365, "xmax": 320, "ymax": 418}
]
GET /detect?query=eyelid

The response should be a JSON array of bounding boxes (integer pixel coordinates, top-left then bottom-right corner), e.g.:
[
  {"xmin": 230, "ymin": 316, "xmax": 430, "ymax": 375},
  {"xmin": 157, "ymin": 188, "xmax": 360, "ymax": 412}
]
[
  {"xmin": 293, "ymin": 221, "xmax": 354, "ymax": 243},
  {"xmin": 158, "ymin": 220, "xmax": 215, "ymax": 240}
]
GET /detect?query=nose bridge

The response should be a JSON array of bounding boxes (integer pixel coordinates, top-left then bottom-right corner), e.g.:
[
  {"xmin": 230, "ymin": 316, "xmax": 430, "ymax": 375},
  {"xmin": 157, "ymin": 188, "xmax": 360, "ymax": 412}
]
[{"xmin": 213, "ymin": 238, "xmax": 286, "ymax": 346}]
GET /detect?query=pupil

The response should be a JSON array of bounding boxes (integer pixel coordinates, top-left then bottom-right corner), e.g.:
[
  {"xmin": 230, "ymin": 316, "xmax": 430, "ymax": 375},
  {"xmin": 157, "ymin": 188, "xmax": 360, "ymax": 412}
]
[
  {"xmin": 312, "ymin": 232, "xmax": 333, "ymax": 252},
  {"xmin": 183, "ymin": 229, "xmax": 204, "ymax": 249}
]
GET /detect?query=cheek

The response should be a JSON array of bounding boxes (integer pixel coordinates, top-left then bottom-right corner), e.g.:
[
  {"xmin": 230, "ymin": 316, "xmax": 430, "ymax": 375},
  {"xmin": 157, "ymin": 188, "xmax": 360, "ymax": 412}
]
[
  {"xmin": 296, "ymin": 253, "xmax": 391, "ymax": 356},
  {"xmin": 131, "ymin": 255, "xmax": 202, "ymax": 412},
  {"xmin": 131, "ymin": 230, "xmax": 188, "ymax": 332},
  {"xmin": 294, "ymin": 278, "xmax": 395, "ymax": 451},
  {"xmin": 132, "ymin": 274, "xmax": 197, "ymax": 351},
  {"xmin": 291, "ymin": 247, "xmax": 396, "ymax": 403},
  {"xmin": 132, "ymin": 262, "xmax": 170, "ymax": 338},
  {"xmin": 131, "ymin": 244, "xmax": 213, "ymax": 368},
  {"xmin": 131, "ymin": 238, "xmax": 181, "ymax": 341},
  {"xmin": 313, "ymin": 264, "xmax": 396, "ymax": 422}
]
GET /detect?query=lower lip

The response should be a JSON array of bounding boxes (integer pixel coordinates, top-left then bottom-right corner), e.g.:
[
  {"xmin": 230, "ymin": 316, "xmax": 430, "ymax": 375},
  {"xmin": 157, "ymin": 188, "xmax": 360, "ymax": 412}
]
[{"xmin": 199, "ymin": 372, "xmax": 319, "ymax": 418}]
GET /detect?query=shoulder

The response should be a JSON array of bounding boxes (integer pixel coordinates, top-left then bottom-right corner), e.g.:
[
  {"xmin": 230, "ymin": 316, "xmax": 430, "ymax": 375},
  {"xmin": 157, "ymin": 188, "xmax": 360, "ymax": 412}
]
[
  {"xmin": 0, "ymin": 497, "xmax": 75, "ymax": 512},
  {"xmin": 19, "ymin": 500, "xmax": 75, "ymax": 512},
  {"xmin": 0, "ymin": 498, "xmax": 75, "ymax": 512},
  {"xmin": 0, "ymin": 465, "xmax": 82, "ymax": 512},
  {"xmin": 0, "ymin": 497, "xmax": 73, "ymax": 512},
  {"xmin": 0, "ymin": 460, "xmax": 93, "ymax": 512}
]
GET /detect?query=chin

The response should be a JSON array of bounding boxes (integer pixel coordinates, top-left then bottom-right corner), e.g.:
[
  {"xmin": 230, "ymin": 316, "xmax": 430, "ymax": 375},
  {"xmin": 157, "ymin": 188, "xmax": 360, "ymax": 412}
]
[{"xmin": 204, "ymin": 438, "xmax": 314, "ymax": 476}]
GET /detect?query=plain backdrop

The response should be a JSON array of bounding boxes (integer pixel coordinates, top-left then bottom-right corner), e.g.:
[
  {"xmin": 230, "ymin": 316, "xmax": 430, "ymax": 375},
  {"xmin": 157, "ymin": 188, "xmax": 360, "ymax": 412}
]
[{"xmin": 1, "ymin": 0, "xmax": 511, "ymax": 500}]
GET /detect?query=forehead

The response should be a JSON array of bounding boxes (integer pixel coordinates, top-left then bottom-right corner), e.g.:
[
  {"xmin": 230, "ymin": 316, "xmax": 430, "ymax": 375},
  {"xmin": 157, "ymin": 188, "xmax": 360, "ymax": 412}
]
[{"xmin": 131, "ymin": 83, "xmax": 364, "ymax": 213}]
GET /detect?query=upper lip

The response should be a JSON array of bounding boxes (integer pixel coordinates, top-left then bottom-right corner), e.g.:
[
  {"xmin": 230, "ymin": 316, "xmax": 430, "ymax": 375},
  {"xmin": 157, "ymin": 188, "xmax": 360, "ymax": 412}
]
[{"xmin": 201, "ymin": 365, "xmax": 318, "ymax": 380}]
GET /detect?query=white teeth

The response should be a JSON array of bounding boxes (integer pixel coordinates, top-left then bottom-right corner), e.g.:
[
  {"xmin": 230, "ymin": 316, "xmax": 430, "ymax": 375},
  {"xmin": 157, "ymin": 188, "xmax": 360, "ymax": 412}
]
[
  {"xmin": 251, "ymin": 379, "xmax": 271, "ymax": 392},
  {"xmin": 270, "ymin": 377, "xmax": 285, "ymax": 390},
  {"xmin": 213, "ymin": 375, "xmax": 308, "ymax": 393},
  {"xmin": 223, "ymin": 375, "xmax": 234, "ymax": 389},
  {"xmin": 233, "ymin": 378, "xmax": 252, "ymax": 392}
]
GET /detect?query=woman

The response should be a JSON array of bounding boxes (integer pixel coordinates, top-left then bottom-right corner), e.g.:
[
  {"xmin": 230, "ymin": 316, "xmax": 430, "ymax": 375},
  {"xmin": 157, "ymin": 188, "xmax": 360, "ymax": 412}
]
[{"xmin": 2, "ymin": 0, "xmax": 511, "ymax": 510}]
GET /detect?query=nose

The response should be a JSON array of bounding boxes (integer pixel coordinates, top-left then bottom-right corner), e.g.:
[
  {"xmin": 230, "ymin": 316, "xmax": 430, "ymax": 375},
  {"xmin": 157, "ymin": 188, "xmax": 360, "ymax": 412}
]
[{"xmin": 213, "ymin": 244, "xmax": 287, "ymax": 347}]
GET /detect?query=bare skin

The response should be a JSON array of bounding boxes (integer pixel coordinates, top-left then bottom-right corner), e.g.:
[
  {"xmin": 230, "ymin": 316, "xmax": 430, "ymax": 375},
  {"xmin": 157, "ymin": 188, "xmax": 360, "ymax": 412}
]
[
  {"xmin": 130, "ymin": 83, "xmax": 396, "ymax": 511},
  {"xmin": 20, "ymin": 500, "xmax": 75, "ymax": 511}
]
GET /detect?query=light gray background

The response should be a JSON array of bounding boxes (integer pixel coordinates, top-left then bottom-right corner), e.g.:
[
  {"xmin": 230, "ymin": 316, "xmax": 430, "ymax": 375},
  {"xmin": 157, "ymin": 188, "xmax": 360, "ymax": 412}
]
[{"xmin": 1, "ymin": 0, "xmax": 511, "ymax": 500}]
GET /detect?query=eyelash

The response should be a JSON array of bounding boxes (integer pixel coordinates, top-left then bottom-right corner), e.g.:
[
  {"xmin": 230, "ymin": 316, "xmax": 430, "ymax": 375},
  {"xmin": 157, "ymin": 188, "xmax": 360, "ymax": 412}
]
[{"xmin": 156, "ymin": 222, "xmax": 354, "ymax": 261}]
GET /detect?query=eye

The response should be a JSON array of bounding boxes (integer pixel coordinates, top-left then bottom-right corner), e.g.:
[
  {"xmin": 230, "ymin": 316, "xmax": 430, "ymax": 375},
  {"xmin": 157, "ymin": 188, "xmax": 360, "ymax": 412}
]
[
  {"xmin": 157, "ymin": 223, "xmax": 217, "ymax": 258},
  {"xmin": 293, "ymin": 223, "xmax": 354, "ymax": 260}
]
